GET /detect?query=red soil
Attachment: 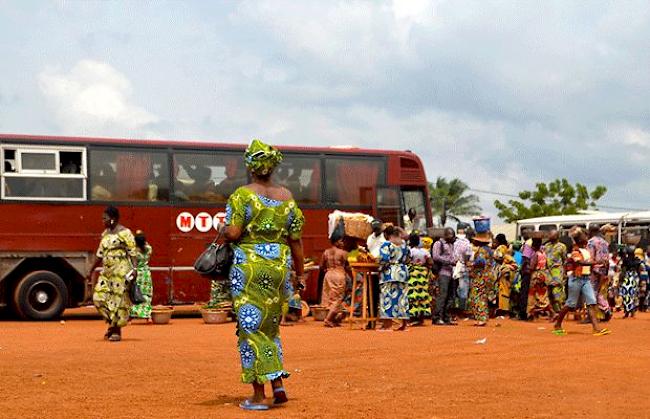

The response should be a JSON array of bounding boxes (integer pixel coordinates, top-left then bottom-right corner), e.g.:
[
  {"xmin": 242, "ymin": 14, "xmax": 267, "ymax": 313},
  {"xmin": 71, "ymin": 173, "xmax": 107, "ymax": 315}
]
[{"xmin": 1, "ymin": 309, "xmax": 649, "ymax": 419}]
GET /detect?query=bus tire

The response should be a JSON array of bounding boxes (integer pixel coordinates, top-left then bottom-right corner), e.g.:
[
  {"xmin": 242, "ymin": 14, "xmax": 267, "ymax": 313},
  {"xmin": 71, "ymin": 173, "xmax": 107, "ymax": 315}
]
[{"xmin": 12, "ymin": 271, "xmax": 68, "ymax": 321}]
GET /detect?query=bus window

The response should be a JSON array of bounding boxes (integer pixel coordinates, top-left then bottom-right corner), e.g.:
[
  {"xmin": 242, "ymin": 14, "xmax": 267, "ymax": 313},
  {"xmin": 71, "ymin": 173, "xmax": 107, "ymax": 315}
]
[
  {"xmin": 377, "ymin": 187, "xmax": 401, "ymax": 226},
  {"xmin": 623, "ymin": 224, "xmax": 650, "ymax": 249},
  {"xmin": 539, "ymin": 224, "xmax": 557, "ymax": 232},
  {"xmin": 402, "ymin": 189, "xmax": 427, "ymax": 231},
  {"xmin": 1, "ymin": 145, "xmax": 86, "ymax": 200},
  {"xmin": 272, "ymin": 155, "xmax": 321, "ymax": 204},
  {"xmin": 560, "ymin": 224, "xmax": 586, "ymax": 232},
  {"xmin": 324, "ymin": 158, "xmax": 385, "ymax": 206},
  {"xmin": 518, "ymin": 224, "xmax": 535, "ymax": 236},
  {"xmin": 90, "ymin": 149, "xmax": 169, "ymax": 202},
  {"xmin": 173, "ymin": 152, "xmax": 244, "ymax": 203}
]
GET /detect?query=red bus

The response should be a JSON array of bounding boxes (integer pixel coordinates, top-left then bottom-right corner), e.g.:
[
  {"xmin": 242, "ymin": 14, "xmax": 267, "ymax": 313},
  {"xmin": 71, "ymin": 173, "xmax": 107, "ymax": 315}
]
[{"xmin": 0, "ymin": 134, "xmax": 432, "ymax": 320}]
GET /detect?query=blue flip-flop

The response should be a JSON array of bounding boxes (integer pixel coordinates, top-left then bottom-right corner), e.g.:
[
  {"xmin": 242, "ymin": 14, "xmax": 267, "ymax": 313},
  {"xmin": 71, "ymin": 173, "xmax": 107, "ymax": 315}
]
[
  {"xmin": 239, "ymin": 399, "xmax": 269, "ymax": 411},
  {"xmin": 273, "ymin": 387, "xmax": 288, "ymax": 405}
]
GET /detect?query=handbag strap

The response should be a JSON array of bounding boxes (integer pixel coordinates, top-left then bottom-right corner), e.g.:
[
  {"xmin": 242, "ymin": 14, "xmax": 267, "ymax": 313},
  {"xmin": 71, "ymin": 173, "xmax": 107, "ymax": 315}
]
[{"xmin": 210, "ymin": 228, "xmax": 226, "ymax": 246}]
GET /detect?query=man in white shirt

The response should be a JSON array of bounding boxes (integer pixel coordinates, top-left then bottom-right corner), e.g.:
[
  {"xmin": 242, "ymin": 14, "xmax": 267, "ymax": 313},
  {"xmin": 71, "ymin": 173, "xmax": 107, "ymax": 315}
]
[
  {"xmin": 366, "ymin": 220, "xmax": 386, "ymax": 259},
  {"xmin": 453, "ymin": 223, "xmax": 473, "ymax": 312}
]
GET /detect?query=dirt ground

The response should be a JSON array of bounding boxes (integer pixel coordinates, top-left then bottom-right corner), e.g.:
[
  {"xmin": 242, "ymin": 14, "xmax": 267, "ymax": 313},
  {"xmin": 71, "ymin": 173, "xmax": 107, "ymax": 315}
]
[{"xmin": 1, "ymin": 309, "xmax": 649, "ymax": 419}]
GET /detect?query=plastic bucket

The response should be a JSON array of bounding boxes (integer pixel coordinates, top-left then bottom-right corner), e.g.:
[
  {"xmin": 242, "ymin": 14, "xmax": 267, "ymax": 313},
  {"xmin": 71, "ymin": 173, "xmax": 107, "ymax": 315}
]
[{"xmin": 473, "ymin": 217, "xmax": 491, "ymax": 233}]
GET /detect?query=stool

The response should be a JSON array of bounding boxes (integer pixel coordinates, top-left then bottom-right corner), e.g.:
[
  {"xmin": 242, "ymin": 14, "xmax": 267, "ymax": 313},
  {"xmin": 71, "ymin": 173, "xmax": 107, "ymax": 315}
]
[{"xmin": 348, "ymin": 263, "xmax": 379, "ymax": 330}]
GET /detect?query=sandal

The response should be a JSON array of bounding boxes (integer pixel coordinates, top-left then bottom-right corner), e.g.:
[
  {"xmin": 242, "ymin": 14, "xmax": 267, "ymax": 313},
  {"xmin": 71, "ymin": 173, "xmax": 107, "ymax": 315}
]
[
  {"xmin": 273, "ymin": 387, "xmax": 288, "ymax": 405},
  {"xmin": 593, "ymin": 328, "xmax": 611, "ymax": 337},
  {"xmin": 552, "ymin": 329, "xmax": 567, "ymax": 336},
  {"xmin": 239, "ymin": 399, "xmax": 269, "ymax": 411}
]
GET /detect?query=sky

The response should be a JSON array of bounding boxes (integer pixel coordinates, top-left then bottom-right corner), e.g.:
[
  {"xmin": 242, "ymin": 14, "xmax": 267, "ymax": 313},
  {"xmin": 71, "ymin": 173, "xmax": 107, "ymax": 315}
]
[{"xmin": 1, "ymin": 0, "xmax": 649, "ymax": 221}]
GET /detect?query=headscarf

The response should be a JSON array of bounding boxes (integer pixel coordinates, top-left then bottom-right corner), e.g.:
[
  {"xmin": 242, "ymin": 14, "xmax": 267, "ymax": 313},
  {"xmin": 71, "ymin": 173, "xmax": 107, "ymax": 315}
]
[{"xmin": 244, "ymin": 139, "xmax": 283, "ymax": 176}]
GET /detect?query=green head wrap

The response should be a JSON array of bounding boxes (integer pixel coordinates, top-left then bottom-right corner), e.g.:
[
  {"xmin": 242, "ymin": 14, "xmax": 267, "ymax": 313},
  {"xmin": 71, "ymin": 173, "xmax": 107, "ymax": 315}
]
[{"xmin": 244, "ymin": 139, "xmax": 283, "ymax": 176}]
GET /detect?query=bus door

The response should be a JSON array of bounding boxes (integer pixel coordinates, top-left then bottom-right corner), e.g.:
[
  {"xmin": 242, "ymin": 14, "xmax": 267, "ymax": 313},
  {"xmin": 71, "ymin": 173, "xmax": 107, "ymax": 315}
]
[{"xmin": 401, "ymin": 188, "xmax": 429, "ymax": 232}]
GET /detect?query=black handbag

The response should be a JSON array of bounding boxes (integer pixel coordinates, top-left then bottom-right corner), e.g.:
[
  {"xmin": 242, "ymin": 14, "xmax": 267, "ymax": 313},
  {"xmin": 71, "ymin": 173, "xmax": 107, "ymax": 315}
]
[
  {"xmin": 194, "ymin": 231, "xmax": 233, "ymax": 276},
  {"xmin": 125, "ymin": 268, "xmax": 146, "ymax": 304}
]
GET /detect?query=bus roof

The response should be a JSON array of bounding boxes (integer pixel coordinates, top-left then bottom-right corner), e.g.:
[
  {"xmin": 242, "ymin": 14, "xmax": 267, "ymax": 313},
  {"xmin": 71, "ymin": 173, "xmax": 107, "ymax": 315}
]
[
  {"xmin": 0, "ymin": 133, "xmax": 417, "ymax": 157},
  {"xmin": 517, "ymin": 211, "xmax": 650, "ymax": 225}
]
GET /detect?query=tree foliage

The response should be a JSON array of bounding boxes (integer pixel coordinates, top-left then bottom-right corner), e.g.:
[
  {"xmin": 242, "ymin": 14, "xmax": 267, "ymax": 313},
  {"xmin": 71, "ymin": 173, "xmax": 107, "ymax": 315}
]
[
  {"xmin": 429, "ymin": 177, "xmax": 481, "ymax": 226},
  {"xmin": 494, "ymin": 179, "xmax": 607, "ymax": 223}
]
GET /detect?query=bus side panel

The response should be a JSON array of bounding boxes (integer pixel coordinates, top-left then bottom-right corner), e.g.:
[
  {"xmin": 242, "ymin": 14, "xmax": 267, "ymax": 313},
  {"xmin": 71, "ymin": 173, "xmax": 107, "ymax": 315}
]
[
  {"xmin": 0, "ymin": 204, "xmax": 102, "ymax": 254},
  {"xmin": 169, "ymin": 206, "xmax": 219, "ymax": 304}
]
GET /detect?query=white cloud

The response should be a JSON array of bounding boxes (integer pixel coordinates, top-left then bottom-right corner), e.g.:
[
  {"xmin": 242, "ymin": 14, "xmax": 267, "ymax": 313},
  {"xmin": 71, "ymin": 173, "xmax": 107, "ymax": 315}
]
[
  {"xmin": 38, "ymin": 60, "xmax": 159, "ymax": 136},
  {"xmin": 392, "ymin": 0, "xmax": 434, "ymax": 23},
  {"xmin": 621, "ymin": 127, "xmax": 650, "ymax": 149}
]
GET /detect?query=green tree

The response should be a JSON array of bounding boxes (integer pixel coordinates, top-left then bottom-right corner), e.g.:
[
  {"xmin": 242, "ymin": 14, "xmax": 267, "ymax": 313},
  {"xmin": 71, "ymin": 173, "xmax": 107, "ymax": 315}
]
[
  {"xmin": 494, "ymin": 179, "xmax": 607, "ymax": 223},
  {"xmin": 429, "ymin": 177, "xmax": 481, "ymax": 226}
]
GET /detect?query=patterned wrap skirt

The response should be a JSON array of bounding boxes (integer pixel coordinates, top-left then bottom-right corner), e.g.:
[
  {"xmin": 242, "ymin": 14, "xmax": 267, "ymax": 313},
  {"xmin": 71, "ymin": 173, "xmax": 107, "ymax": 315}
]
[
  {"xmin": 93, "ymin": 259, "xmax": 131, "ymax": 328},
  {"xmin": 527, "ymin": 270, "xmax": 552, "ymax": 315},
  {"xmin": 620, "ymin": 270, "xmax": 639, "ymax": 314},
  {"xmin": 129, "ymin": 265, "xmax": 153, "ymax": 319},
  {"xmin": 470, "ymin": 269, "xmax": 491, "ymax": 323},
  {"xmin": 407, "ymin": 264, "xmax": 432, "ymax": 317},
  {"xmin": 230, "ymin": 243, "xmax": 291, "ymax": 384},
  {"xmin": 380, "ymin": 282, "xmax": 410, "ymax": 319}
]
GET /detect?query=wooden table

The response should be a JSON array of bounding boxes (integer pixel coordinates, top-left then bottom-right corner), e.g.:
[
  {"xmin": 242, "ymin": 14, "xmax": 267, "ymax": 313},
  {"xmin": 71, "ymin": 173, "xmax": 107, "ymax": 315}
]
[{"xmin": 348, "ymin": 262, "xmax": 379, "ymax": 330}]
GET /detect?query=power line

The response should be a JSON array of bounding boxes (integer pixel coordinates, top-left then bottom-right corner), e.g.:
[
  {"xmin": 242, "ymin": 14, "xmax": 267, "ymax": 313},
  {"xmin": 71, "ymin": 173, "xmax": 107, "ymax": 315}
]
[
  {"xmin": 468, "ymin": 188, "xmax": 647, "ymax": 212},
  {"xmin": 469, "ymin": 188, "xmax": 518, "ymax": 198}
]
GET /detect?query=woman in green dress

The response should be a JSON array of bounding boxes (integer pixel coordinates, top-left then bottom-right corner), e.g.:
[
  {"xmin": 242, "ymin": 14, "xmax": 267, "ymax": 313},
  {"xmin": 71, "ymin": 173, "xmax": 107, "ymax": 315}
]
[
  {"xmin": 129, "ymin": 230, "xmax": 153, "ymax": 322},
  {"xmin": 91, "ymin": 206, "xmax": 138, "ymax": 342},
  {"xmin": 224, "ymin": 139, "xmax": 305, "ymax": 411}
]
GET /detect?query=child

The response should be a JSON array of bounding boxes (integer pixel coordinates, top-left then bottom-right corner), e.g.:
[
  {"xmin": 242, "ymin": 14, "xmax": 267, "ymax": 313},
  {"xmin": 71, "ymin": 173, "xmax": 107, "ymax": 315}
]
[
  {"xmin": 553, "ymin": 229, "xmax": 610, "ymax": 336},
  {"xmin": 378, "ymin": 226, "xmax": 410, "ymax": 331},
  {"xmin": 319, "ymin": 237, "xmax": 351, "ymax": 327}
]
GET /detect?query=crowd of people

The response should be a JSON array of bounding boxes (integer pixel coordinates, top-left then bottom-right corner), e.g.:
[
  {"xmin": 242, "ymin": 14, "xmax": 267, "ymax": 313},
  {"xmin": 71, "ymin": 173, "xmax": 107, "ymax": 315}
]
[{"xmin": 319, "ymin": 219, "xmax": 650, "ymax": 336}]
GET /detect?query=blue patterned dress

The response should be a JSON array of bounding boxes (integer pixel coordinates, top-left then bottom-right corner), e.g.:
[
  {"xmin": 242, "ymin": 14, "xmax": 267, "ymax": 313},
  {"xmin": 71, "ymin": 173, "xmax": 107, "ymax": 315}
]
[
  {"xmin": 378, "ymin": 241, "xmax": 410, "ymax": 319},
  {"xmin": 226, "ymin": 187, "xmax": 305, "ymax": 384}
]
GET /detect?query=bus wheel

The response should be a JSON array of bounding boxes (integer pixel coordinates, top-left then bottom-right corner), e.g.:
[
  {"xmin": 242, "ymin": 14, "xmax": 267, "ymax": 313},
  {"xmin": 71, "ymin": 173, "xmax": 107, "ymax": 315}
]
[{"xmin": 13, "ymin": 271, "xmax": 68, "ymax": 320}]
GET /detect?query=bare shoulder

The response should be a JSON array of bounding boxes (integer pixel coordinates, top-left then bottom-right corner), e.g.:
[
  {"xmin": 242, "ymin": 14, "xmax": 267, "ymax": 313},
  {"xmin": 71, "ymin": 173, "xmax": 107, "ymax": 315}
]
[
  {"xmin": 266, "ymin": 184, "xmax": 294, "ymax": 201},
  {"xmin": 276, "ymin": 185, "xmax": 294, "ymax": 201}
]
